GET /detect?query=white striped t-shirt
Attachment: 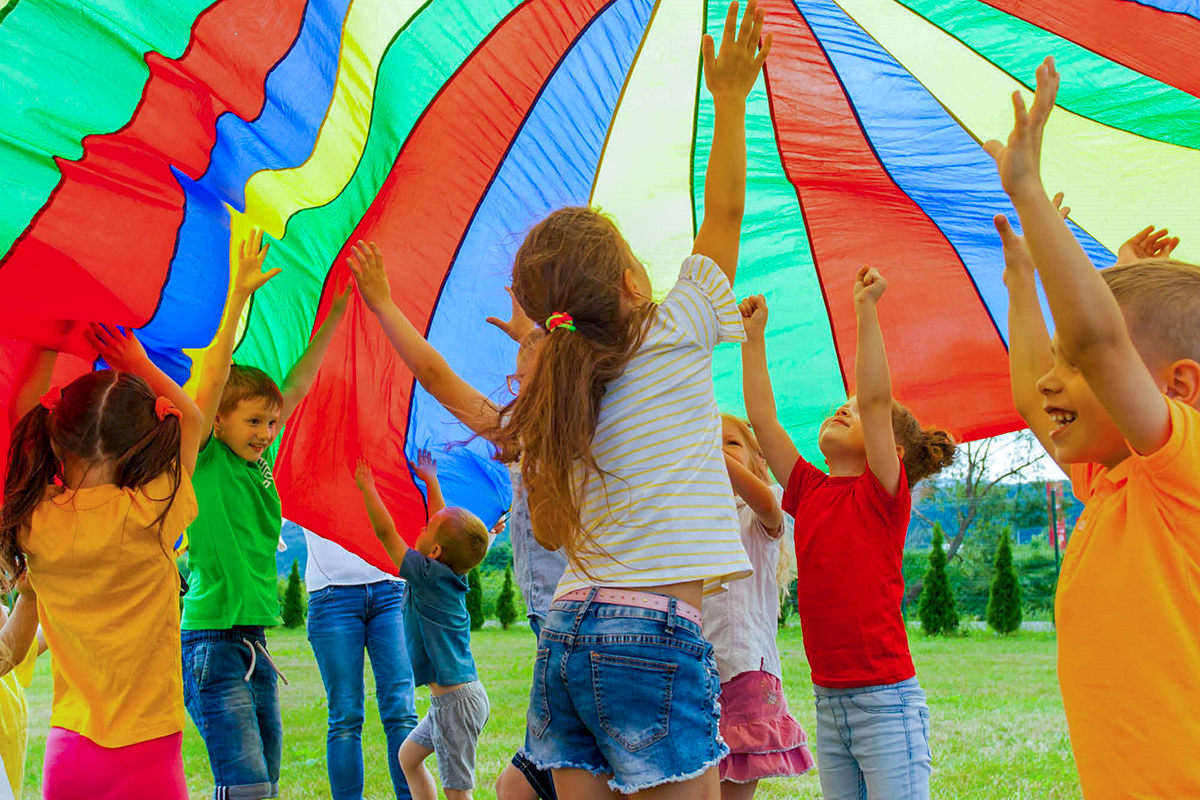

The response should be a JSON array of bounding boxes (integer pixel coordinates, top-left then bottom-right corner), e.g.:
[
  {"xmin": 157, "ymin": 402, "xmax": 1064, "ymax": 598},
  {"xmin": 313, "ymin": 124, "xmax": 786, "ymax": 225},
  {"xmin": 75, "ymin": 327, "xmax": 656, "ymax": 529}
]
[{"xmin": 554, "ymin": 254, "xmax": 753, "ymax": 599}]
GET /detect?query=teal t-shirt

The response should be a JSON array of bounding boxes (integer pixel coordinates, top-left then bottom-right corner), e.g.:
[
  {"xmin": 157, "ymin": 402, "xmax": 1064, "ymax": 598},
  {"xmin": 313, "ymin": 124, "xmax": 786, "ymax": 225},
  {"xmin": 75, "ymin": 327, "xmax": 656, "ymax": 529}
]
[{"xmin": 182, "ymin": 437, "xmax": 283, "ymax": 630}]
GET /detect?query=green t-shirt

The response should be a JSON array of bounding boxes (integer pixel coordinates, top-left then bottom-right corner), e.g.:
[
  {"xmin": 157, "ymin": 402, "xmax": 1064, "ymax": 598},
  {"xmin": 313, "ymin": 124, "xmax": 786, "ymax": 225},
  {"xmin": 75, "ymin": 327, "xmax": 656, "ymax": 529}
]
[{"xmin": 182, "ymin": 437, "xmax": 283, "ymax": 630}]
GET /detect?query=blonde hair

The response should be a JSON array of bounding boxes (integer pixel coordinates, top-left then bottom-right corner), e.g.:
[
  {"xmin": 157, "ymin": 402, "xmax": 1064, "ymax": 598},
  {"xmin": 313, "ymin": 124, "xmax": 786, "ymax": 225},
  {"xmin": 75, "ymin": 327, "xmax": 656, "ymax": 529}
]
[
  {"xmin": 431, "ymin": 507, "xmax": 489, "ymax": 575},
  {"xmin": 1101, "ymin": 258, "xmax": 1200, "ymax": 369}
]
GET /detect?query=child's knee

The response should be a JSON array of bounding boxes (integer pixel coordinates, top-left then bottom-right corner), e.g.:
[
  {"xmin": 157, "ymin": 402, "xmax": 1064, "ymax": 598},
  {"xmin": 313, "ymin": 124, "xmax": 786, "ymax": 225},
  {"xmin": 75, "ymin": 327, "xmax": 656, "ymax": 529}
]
[
  {"xmin": 445, "ymin": 790, "xmax": 472, "ymax": 800},
  {"xmin": 495, "ymin": 765, "xmax": 533, "ymax": 800},
  {"xmin": 398, "ymin": 740, "xmax": 428, "ymax": 771}
]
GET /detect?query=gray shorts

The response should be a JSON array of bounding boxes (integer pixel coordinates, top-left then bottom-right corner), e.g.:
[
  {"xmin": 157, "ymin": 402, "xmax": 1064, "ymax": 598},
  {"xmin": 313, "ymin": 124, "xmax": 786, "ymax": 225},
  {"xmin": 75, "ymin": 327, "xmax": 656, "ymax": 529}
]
[{"xmin": 408, "ymin": 680, "xmax": 490, "ymax": 791}]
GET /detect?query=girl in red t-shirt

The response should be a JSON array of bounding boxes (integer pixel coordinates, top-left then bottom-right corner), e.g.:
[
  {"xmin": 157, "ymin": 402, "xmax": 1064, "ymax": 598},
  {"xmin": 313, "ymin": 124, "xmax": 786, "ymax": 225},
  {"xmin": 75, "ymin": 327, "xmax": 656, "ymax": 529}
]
[{"xmin": 739, "ymin": 268, "xmax": 956, "ymax": 800}]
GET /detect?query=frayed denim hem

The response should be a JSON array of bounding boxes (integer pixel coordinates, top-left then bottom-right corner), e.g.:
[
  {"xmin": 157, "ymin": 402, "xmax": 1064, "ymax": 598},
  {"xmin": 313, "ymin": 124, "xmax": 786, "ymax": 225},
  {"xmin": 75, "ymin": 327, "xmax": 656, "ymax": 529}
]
[
  {"xmin": 608, "ymin": 744, "xmax": 730, "ymax": 795},
  {"xmin": 517, "ymin": 748, "xmax": 610, "ymax": 778}
]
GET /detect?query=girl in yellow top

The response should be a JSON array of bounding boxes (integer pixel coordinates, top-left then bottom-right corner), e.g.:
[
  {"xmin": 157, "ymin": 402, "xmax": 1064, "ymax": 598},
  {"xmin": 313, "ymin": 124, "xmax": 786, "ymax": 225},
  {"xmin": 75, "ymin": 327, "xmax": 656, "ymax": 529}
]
[{"xmin": 1, "ymin": 325, "xmax": 203, "ymax": 800}]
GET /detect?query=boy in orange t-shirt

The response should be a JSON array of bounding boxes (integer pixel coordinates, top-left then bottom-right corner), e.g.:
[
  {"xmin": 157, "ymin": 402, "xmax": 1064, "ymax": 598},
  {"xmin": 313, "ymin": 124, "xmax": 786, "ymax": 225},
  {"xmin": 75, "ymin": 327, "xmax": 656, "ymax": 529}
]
[{"xmin": 991, "ymin": 57, "xmax": 1200, "ymax": 799}]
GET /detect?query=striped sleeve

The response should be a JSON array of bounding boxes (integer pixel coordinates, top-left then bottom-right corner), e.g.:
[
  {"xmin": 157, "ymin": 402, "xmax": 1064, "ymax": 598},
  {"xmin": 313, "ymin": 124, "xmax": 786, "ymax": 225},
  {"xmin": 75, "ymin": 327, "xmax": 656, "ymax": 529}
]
[{"xmin": 661, "ymin": 255, "xmax": 745, "ymax": 351}]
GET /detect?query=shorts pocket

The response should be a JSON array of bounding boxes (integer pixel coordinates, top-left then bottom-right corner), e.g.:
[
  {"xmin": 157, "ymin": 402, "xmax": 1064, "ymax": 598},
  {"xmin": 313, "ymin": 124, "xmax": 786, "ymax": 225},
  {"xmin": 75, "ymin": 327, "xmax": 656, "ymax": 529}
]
[
  {"xmin": 919, "ymin": 706, "xmax": 932, "ymax": 760},
  {"xmin": 847, "ymin": 689, "xmax": 904, "ymax": 715},
  {"xmin": 185, "ymin": 642, "xmax": 212, "ymax": 692},
  {"xmin": 528, "ymin": 648, "xmax": 552, "ymax": 739},
  {"xmin": 592, "ymin": 652, "xmax": 676, "ymax": 752}
]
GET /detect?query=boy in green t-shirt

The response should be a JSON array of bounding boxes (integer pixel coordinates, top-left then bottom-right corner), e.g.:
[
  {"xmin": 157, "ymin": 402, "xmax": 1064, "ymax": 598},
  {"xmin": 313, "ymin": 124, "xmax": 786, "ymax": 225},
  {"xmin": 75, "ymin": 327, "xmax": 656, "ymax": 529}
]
[{"xmin": 182, "ymin": 230, "xmax": 348, "ymax": 800}]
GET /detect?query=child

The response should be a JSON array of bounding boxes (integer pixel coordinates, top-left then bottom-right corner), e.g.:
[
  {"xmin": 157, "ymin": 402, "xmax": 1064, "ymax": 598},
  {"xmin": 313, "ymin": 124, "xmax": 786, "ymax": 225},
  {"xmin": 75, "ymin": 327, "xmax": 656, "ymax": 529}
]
[
  {"xmin": 1, "ymin": 324, "xmax": 203, "ymax": 799},
  {"xmin": 702, "ymin": 415, "xmax": 813, "ymax": 800},
  {"xmin": 741, "ymin": 272, "xmax": 956, "ymax": 800},
  {"xmin": 182, "ymin": 229, "xmax": 349, "ymax": 800},
  {"xmin": 486, "ymin": 3, "xmax": 771, "ymax": 795},
  {"xmin": 0, "ymin": 573, "xmax": 44, "ymax": 798},
  {"xmin": 355, "ymin": 451, "xmax": 490, "ymax": 800},
  {"xmin": 347, "ymin": 248, "xmax": 563, "ymax": 800},
  {"xmin": 989, "ymin": 56, "xmax": 1200, "ymax": 799}
]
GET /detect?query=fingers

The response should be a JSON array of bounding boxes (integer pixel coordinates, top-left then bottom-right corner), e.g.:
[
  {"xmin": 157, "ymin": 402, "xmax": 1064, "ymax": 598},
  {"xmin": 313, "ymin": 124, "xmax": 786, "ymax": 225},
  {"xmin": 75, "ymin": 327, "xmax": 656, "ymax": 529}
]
[
  {"xmin": 722, "ymin": 1, "xmax": 738, "ymax": 51},
  {"xmin": 982, "ymin": 139, "xmax": 1004, "ymax": 164},
  {"xmin": 993, "ymin": 213, "xmax": 1018, "ymax": 242},
  {"xmin": 738, "ymin": 0, "xmax": 755, "ymax": 44},
  {"xmin": 855, "ymin": 264, "xmax": 871, "ymax": 282},
  {"xmin": 701, "ymin": 34, "xmax": 716, "ymax": 74},
  {"xmin": 748, "ymin": 6, "xmax": 765, "ymax": 54},
  {"xmin": 754, "ymin": 32, "xmax": 774, "ymax": 70}
]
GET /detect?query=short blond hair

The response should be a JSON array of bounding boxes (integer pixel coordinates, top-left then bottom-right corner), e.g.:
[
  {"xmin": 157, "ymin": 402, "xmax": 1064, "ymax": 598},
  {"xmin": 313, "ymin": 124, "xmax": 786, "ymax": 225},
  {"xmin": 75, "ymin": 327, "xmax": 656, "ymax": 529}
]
[
  {"xmin": 431, "ymin": 507, "xmax": 489, "ymax": 575},
  {"xmin": 1101, "ymin": 259, "xmax": 1200, "ymax": 368}
]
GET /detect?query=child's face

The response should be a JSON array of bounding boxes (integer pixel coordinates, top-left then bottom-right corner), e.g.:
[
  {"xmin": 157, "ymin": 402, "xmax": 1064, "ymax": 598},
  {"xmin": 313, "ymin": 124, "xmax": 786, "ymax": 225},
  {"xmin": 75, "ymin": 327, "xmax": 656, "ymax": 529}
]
[
  {"xmin": 818, "ymin": 397, "xmax": 866, "ymax": 462},
  {"xmin": 214, "ymin": 397, "xmax": 281, "ymax": 463},
  {"xmin": 415, "ymin": 513, "xmax": 445, "ymax": 559},
  {"xmin": 722, "ymin": 419, "xmax": 754, "ymax": 471},
  {"xmin": 1036, "ymin": 336, "xmax": 1129, "ymax": 469}
]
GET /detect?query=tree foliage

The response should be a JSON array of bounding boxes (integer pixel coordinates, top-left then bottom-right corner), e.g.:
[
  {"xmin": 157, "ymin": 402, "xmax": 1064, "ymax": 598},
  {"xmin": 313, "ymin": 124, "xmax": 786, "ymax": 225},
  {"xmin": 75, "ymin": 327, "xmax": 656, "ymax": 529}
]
[
  {"xmin": 467, "ymin": 567, "xmax": 485, "ymax": 630},
  {"xmin": 497, "ymin": 565, "xmax": 518, "ymax": 630},
  {"xmin": 986, "ymin": 528, "xmax": 1023, "ymax": 634},
  {"xmin": 919, "ymin": 524, "xmax": 959, "ymax": 635},
  {"xmin": 281, "ymin": 559, "xmax": 305, "ymax": 628}
]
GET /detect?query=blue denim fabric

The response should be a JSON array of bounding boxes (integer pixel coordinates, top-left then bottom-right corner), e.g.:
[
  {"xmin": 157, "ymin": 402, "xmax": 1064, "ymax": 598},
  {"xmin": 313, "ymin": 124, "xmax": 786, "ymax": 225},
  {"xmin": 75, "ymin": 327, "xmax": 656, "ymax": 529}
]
[
  {"xmin": 182, "ymin": 627, "xmax": 282, "ymax": 800},
  {"xmin": 521, "ymin": 590, "xmax": 726, "ymax": 793},
  {"xmin": 508, "ymin": 466, "xmax": 567, "ymax": 621},
  {"xmin": 307, "ymin": 581, "xmax": 418, "ymax": 800},
  {"xmin": 813, "ymin": 677, "xmax": 932, "ymax": 800},
  {"xmin": 399, "ymin": 550, "xmax": 477, "ymax": 687}
]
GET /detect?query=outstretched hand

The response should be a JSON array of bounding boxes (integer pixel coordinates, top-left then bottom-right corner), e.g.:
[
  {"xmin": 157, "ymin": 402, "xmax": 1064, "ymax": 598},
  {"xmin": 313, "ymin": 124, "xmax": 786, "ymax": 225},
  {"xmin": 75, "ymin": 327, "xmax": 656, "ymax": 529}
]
[
  {"xmin": 235, "ymin": 229, "xmax": 282, "ymax": 296},
  {"xmin": 354, "ymin": 459, "xmax": 375, "ymax": 491},
  {"xmin": 739, "ymin": 294, "xmax": 769, "ymax": 340},
  {"xmin": 1117, "ymin": 225, "xmax": 1179, "ymax": 265},
  {"xmin": 854, "ymin": 265, "xmax": 887, "ymax": 306},
  {"xmin": 703, "ymin": 0, "xmax": 773, "ymax": 104},
  {"xmin": 410, "ymin": 448, "xmax": 438, "ymax": 484},
  {"xmin": 485, "ymin": 286, "xmax": 535, "ymax": 343},
  {"xmin": 984, "ymin": 56, "xmax": 1059, "ymax": 200},
  {"xmin": 347, "ymin": 241, "xmax": 392, "ymax": 313},
  {"xmin": 85, "ymin": 323, "xmax": 151, "ymax": 371},
  {"xmin": 997, "ymin": 191, "xmax": 1070, "ymax": 286}
]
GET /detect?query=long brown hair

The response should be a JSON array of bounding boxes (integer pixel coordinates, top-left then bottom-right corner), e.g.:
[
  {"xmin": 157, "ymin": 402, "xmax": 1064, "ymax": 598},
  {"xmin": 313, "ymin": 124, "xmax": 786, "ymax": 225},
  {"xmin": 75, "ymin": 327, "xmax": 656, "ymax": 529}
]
[
  {"xmin": 1, "ymin": 370, "xmax": 184, "ymax": 587},
  {"xmin": 486, "ymin": 207, "xmax": 655, "ymax": 568}
]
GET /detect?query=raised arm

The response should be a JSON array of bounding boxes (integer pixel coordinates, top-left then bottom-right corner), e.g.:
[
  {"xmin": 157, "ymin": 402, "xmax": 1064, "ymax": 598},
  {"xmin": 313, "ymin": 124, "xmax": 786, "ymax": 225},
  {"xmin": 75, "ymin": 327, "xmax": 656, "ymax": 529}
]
[
  {"xmin": 725, "ymin": 453, "xmax": 784, "ymax": 536},
  {"xmin": 739, "ymin": 295, "xmax": 800, "ymax": 485},
  {"xmin": 1117, "ymin": 225, "xmax": 1179, "ymax": 265},
  {"xmin": 692, "ymin": 0, "xmax": 772, "ymax": 284},
  {"xmin": 9, "ymin": 347, "xmax": 58, "ymax": 428},
  {"xmin": 196, "ymin": 230, "xmax": 281, "ymax": 440},
  {"xmin": 985, "ymin": 57, "xmax": 1169, "ymax": 456},
  {"xmin": 86, "ymin": 325, "xmax": 204, "ymax": 474},
  {"xmin": 348, "ymin": 241, "xmax": 501, "ymax": 437},
  {"xmin": 279, "ymin": 284, "xmax": 350, "ymax": 421},
  {"xmin": 853, "ymin": 267, "xmax": 902, "ymax": 496},
  {"xmin": 995, "ymin": 211, "xmax": 1060, "ymax": 465},
  {"xmin": 0, "ymin": 575, "xmax": 39, "ymax": 678},
  {"xmin": 411, "ymin": 449, "xmax": 446, "ymax": 518},
  {"xmin": 355, "ymin": 460, "xmax": 409, "ymax": 570}
]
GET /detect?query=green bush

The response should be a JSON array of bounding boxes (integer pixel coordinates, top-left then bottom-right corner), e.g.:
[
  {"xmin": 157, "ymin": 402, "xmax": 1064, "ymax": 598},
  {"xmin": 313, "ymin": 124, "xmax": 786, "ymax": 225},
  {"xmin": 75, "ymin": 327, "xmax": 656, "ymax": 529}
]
[
  {"xmin": 281, "ymin": 559, "xmax": 305, "ymax": 628},
  {"xmin": 918, "ymin": 524, "xmax": 959, "ymax": 635},
  {"xmin": 986, "ymin": 529, "xmax": 1022, "ymax": 634},
  {"xmin": 497, "ymin": 566, "xmax": 518, "ymax": 630},
  {"xmin": 467, "ymin": 567, "xmax": 485, "ymax": 630}
]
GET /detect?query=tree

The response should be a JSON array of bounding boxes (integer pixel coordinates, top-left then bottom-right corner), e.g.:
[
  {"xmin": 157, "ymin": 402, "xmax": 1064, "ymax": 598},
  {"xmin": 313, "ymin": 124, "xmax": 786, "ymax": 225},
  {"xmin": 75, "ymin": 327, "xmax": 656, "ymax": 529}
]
[
  {"xmin": 497, "ymin": 566, "xmax": 518, "ymax": 630},
  {"xmin": 907, "ymin": 431, "xmax": 1046, "ymax": 602},
  {"xmin": 986, "ymin": 528, "xmax": 1023, "ymax": 634},
  {"xmin": 281, "ymin": 559, "xmax": 305, "ymax": 628},
  {"xmin": 918, "ymin": 524, "xmax": 959, "ymax": 635},
  {"xmin": 467, "ymin": 567, "xmax": 485, "ymax": 630}
]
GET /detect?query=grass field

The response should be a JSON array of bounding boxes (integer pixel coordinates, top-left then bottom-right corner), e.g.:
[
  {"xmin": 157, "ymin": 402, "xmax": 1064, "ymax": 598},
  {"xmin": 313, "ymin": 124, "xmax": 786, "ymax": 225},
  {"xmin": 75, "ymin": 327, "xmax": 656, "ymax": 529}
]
[{"xmin": 20, "ymin": 624, "xmax": 1081, "ymax": 799}]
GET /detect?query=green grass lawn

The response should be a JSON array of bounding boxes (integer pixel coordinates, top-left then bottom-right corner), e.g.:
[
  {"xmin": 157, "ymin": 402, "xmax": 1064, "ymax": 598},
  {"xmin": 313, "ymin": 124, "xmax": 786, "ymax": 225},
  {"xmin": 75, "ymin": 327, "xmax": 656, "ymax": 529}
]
[{"xmin": 20, "ymin": 624, "xmax": 1080, "ymax": 799}]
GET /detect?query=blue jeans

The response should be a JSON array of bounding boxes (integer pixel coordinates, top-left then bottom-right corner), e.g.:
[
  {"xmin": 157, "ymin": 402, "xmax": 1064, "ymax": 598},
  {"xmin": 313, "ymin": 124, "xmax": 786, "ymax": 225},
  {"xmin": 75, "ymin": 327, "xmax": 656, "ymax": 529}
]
[
  {"xmin": 307, "ymin": 581, "xmax": 418, "ymax": 800},
  {"xmin": 813, "ymin": 677, "xmax": 932, "ymax": 800},
  {"xmin": 182, "ymin": 626, "xmax": 282, "ymax": 800},
  {"xmin": 522, "ymin": 591, "xmax": 725, "ymax": 794}
]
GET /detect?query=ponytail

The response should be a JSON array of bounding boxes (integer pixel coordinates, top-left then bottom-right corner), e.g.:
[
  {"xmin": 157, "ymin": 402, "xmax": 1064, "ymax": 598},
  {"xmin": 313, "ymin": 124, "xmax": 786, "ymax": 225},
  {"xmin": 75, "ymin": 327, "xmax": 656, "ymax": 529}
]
[
  {"xmin": 1, "ymin": 406, "xmax": 59, "ymax": 587},
  {"xmin": 891, "ymin": 401, "xmax": 957, "ymax": 486}
]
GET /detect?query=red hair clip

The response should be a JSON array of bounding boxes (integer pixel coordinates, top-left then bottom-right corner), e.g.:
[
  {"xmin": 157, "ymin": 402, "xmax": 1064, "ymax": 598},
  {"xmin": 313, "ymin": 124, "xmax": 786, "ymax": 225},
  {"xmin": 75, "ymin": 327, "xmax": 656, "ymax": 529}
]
[
  {"xmin": 155, "ymin": 396, "xmax": 183, "ymax": 422},
  {"xmin": 39, "ymin": 387, "xmax": 61, "ymax": 412}
]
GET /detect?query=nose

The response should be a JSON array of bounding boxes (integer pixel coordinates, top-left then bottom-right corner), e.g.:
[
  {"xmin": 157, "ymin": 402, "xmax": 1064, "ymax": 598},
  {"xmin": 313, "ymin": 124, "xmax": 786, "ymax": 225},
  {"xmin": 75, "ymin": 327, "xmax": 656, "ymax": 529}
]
[{"xmin": 1036, "ymin": 365, "xmax": 1061, "ymax": 396}]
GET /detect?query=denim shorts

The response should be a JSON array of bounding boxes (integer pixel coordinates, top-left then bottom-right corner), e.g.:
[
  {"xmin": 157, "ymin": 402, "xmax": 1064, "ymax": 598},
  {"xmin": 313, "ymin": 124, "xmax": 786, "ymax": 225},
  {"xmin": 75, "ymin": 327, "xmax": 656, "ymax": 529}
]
[{"xmin": 520, "ymin": 589, "xmax": 726, "ymax": 794}]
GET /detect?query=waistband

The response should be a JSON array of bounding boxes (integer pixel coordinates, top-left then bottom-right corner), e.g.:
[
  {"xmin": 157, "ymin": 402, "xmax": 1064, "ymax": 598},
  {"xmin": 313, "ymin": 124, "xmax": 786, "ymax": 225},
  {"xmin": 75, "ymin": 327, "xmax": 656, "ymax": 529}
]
[
  {"xmin": 813, "ymin": 676, "xmax": 921, "ymax": 697},
  {"xmin": 429, "ymin": 680, "xmax": 487, "ymax": 708},
  {"xmin": 554, "ymin": 587, "xmax": 702, "ymax": 626},
  {"xmin": 181, "ymin": 626, "xmax": 267, "ymax": 645}
]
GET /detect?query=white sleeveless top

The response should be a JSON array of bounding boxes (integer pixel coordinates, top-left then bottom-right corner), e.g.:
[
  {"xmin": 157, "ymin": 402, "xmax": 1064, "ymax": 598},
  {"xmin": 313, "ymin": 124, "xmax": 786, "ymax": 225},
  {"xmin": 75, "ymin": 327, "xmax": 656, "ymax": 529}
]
[{"xmin": 555, "ymin": 255, "xmax": 752, "ymax": 598}]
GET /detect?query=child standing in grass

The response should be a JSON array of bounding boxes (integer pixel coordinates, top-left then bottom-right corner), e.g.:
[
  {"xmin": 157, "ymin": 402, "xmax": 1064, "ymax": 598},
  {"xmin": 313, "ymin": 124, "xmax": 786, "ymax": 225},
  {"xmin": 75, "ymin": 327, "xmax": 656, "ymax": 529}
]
[
  {"xmin": 182, "ymin": 230, "xmax": 349, "ymax": 800},
  {"xmin": 356, "ymin": 451, "xmax": 490, "ymax": 800},
  {"xmin": 990, "ymin": 56, "xmax": 1200, "ymax": 799},
  {"xmin": 703, "ymin": 415, "xmax": 813, "ymax": 800},
  {"xmin": 741, "ymin": 271, "xmax": 955, "ymax": 800}
]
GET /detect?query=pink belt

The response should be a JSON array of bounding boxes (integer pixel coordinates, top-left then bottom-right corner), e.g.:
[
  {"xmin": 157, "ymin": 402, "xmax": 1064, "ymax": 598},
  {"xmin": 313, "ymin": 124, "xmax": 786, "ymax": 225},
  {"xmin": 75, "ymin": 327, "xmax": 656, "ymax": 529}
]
[{"xmin": 557, "ymin": 587, "xmax": 702, "ymax": 626}]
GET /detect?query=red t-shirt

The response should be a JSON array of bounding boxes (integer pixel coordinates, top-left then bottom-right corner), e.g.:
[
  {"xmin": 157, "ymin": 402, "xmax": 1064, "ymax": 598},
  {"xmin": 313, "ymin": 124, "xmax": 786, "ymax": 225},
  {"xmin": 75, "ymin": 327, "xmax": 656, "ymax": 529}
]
[{"xmin": 782, "ymin": 458, "xmax": 916, "ymax": 689}]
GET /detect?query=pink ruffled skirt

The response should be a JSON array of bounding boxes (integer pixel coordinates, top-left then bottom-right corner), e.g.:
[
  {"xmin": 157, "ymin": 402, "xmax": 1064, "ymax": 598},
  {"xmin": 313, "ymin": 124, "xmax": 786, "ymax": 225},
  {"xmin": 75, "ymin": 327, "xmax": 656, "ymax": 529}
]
[
  {"xmin": 42, "ymin": 728, "xmax": 186, "ymax": 800},
  {"xmin": 718, "ymin": 671, "xmax": 815, "ymax": 784}
]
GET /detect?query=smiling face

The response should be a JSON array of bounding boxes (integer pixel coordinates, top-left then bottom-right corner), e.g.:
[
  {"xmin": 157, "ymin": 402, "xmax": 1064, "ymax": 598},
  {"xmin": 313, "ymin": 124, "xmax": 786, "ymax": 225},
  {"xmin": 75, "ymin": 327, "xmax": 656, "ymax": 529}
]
[
  {"xmin": 214, "ymin": 396, "xmax": 282, "ymax": 462},
  {"xmin": 818, "ymin": 397, "xmax": 867, "ymax": 465},
  {"xmin": 1036, "ymin": 335, "xmax": 1129, "ymax": 469}
]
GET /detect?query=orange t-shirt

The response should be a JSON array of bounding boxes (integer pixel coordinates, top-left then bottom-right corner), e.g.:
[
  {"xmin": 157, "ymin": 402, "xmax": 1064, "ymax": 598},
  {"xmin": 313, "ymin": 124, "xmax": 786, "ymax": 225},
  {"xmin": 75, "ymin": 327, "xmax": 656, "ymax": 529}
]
[
  {"xmin": 1060, "ymin": 398, "xmax": 1200, "ymax": 800},
  {"xmin": 20, "ymin": 471, "xmax": 198, "ymax": 748}
]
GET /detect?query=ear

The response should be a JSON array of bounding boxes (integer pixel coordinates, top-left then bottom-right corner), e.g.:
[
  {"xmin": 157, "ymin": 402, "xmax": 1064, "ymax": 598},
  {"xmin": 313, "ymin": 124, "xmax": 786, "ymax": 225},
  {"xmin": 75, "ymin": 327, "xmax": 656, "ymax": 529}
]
[
  {"xmin": 621, "ymin": 267, "xmax": 640, "ymax": 299},
  {"xmin": 1162, "ymin": 358, "xmax": 1200, "ymax": 407},
  {"xmin": 895, "ymin": 443, "xmax": 906, "ymax": 462},
  {"xmin": 428, "ymin": 542, "xmax": 443, "ymax": 562}
]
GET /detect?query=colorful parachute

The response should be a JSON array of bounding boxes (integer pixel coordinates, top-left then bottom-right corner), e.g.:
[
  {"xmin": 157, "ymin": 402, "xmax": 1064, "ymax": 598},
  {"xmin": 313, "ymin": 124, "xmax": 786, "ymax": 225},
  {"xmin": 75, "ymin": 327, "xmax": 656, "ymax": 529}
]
[{"xmin": 2, "ymin": 0, "xmax": 1198, "ymax": 570}]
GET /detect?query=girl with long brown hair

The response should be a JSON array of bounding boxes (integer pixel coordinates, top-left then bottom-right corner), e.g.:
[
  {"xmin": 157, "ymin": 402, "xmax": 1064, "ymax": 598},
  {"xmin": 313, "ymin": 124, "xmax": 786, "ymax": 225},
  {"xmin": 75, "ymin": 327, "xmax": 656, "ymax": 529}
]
[
  {"xmin": 1, "ymin": 326, "xmax": 202, "ymax": 799},
  {"xmin": 487, "ymin": 3, "xmax": 772, "ymax": 797}
]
